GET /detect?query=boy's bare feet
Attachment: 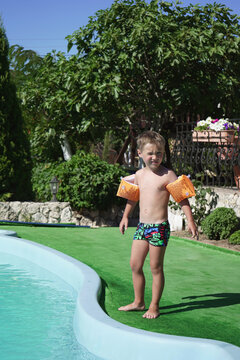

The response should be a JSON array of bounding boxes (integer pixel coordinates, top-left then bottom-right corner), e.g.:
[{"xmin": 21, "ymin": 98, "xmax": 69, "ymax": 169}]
[
  {"xmin": 118, "ymin": 302, "xmax": 145, "ymax": 311},
  {"xmin": 142, "ymin": 306, "xmax": 160, "ymax": 319}
]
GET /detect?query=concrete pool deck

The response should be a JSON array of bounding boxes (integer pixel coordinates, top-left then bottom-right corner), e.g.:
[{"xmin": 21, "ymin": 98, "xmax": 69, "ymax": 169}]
[{"xmin": 0, "ymin": 229, "xmax": 239, "ymax": 360}]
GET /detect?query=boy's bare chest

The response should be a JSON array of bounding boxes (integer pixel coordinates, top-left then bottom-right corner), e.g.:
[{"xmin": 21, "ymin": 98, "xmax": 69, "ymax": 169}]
[{"xmin": 139, "ymin": 175, "xmax": 167, "ymax": 193}]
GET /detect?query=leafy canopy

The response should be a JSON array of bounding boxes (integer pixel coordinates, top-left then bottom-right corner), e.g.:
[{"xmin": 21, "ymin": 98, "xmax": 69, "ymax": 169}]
[
  {"xmin": 67, "ymin": 0, "xmax": 240, "ymax": 129},
  {"xmin": 20, "ymin": 0, "xmax": 240, "ymax": 152}
]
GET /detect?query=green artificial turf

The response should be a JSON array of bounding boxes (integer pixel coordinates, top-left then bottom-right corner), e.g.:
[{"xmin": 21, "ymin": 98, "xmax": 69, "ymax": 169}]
[{"xmin": 0, "ymin": 225, "xmax": 239, "ymax": 347}]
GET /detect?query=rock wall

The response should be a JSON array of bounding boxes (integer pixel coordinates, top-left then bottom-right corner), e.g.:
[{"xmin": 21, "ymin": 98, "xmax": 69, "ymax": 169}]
[
  {"xmin": 0, "ymin": 201, "xmax": 123, "ymax": 227},
  {"xmin": 189, "ymin": 187, "xmax": 240, "ymax": 217},
  {"xmin": 210, "ymin": 187, "xmax": 240, "ymax": 217},
  {"xmin": 0, "ymin": 187, "xmax": 239, "ymax": 229}
]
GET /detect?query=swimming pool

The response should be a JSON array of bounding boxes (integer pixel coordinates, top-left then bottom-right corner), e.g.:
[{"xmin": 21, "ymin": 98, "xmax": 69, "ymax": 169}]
[
  {"xmin": 0, "ymin": 230, "xmax": 239, "ymax": 360},
  {"xmin": 0, "ymin": 252, "xmax": 102, "ymax": 360}
]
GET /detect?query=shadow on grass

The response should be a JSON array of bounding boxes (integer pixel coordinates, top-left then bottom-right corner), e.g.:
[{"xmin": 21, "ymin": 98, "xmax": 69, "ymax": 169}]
[{"xmin": 160, "ymin": 293, "xmax": 240, "ymax": 315}]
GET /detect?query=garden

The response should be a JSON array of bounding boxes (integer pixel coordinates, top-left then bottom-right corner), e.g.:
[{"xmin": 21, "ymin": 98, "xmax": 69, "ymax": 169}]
[
  {"xmin": 0, "ymin": 1, "xmax": 240, "ymax": 356},
  {"xmin": 0, "ymin": 0, "xmax": 240, "ymax": 247},
  {"xmin": 1, "ymin": 1, "xmax": 240, "ymax": 243}
]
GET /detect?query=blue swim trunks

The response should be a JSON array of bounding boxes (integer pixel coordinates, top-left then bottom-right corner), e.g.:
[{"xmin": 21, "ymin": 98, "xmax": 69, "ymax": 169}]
[{"xmin": 133, "ymin": 221, "xmax": 170, "ymax": 247}]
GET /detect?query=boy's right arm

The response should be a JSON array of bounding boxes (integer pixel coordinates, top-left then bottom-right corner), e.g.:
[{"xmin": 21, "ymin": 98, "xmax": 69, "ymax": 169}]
[
  {"xmin": 119, "ymin": 200, "xmax": 137, "ymax": 235},
  {"xmin": 119, "ymin": 171, "xmax": 140, "ymax": 235}
]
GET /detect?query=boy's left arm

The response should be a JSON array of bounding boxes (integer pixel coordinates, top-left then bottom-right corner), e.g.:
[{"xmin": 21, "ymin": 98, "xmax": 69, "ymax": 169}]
[{"xmin": 179, "ymin": 199, "xmax": 199, "ymax": 239}]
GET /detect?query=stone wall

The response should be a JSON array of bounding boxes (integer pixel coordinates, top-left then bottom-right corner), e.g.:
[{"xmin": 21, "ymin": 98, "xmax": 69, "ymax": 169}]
[
  {"xmin": 209, "ymin": 187, "xmax": 240, "ymax": 217},
  {"xmin": 0, "ymin": 201, "xmax": 123, "ymax": 227},
  {"xmin": 0, "ymin": 187, "xmax": 239, "ymax": 229},
  {"xmin": 189, "ymin": 186, "xmax": 240, "ymax": 216}
]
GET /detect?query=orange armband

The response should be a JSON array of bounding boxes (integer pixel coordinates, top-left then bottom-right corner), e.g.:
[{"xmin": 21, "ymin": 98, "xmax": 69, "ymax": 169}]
[
  {"xmin": 116, "ymin": 175, "xmax": 140, "ymax": 202},
  {"xmin": 166, "ymin": 175, "xmax": 195, "ymax": 203}
]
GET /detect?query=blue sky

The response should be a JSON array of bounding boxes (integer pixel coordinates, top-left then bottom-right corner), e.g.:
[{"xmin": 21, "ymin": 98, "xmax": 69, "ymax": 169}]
[{"xmin": 1, "ymin": 0, "xmax": 239, "ymax": 56}]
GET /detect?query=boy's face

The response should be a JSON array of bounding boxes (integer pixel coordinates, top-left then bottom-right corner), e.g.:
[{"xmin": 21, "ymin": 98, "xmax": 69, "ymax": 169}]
[{"xmin": 138, "ymin": 142, "xmax": 164, "ymax": 171}]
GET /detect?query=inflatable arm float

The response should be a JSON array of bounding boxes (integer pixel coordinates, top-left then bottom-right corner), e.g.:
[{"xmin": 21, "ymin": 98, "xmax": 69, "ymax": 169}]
[
  {"xmin": 116, "ymin": 175, "xmax": 140, "ymax": 202},
  {"xmin": 166, "ymin": 175, "xmax": 196, "ymax": 203}
]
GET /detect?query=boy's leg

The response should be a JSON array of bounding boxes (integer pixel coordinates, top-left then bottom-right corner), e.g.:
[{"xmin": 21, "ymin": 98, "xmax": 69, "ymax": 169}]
[
  {"xmin": 118, "ymin": 240, "xmax": 149, "ymax": 311},
  {"xmin": 143, "ymin": 245, "xmax": 166, "ymax": 319}
]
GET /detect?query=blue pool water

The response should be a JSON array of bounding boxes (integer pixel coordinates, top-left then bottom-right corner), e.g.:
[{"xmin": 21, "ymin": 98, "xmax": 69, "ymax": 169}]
[{"xmin": 0, "ymin": 252, "xmax": 102, "ymax": 360}]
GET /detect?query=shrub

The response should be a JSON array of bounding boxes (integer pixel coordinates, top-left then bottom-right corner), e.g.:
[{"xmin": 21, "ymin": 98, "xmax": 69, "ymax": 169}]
[
  {"xmin": 201, "ymin": 207, "xmax": 239, "ymax": 240},
  {"xmin": 32, "ymin": 151, "xmax": 127, "ymax": 211},
  {"xmin": 229, "ymin": 231, "xmax": 240, "ymax": 245},
  {"xmin": 32, "ymin": 162, "xmax": 57, "ymax": 202}
]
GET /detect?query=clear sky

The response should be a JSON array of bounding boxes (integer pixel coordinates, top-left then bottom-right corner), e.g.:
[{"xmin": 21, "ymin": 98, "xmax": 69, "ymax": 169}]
[{"xmin": 1, "ymin": 0, "xmax": 239, "ymax": 57}]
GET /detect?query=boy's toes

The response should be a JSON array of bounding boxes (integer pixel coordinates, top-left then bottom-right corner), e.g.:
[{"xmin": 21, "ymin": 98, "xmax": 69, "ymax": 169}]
[{"xmin": 143, "ymin": 309, "xmax": 160, "ymax": 319}]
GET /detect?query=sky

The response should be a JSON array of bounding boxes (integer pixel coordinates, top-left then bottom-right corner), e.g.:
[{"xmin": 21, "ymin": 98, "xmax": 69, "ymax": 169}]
[{"xmin": 1, "ymin": 0, "xmax": 239, "ymax": 57}]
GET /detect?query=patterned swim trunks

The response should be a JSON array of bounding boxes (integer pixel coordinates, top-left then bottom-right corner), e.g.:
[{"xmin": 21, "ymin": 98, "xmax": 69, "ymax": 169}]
[{"xmin": 133, "ymin": 221, "xmax": 170, "ymax": 247}]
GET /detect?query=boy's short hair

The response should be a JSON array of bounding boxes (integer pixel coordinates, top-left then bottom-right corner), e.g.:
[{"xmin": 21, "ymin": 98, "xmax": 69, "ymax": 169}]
[{"xmin": 137, "ymin": 131, "xmax": 165, "ymax": 151}]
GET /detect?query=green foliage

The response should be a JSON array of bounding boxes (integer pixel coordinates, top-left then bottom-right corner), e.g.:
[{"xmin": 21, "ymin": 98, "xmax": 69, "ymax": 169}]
[
  {"xmin": 0, "ymin": 19, "xmax": 32, "ymax": 200},
  {"xmin": 20, "ymin": 51, "xmax": 116, "ymax": 156},
  {"xmin": 169, "ymin": 180, "xmax": 218, "ymax": 227},
  {"xmin": 67, "ymin": 0, "xmax": 240, "ymax": 128},
  {"xmin": 30, "ymin": 126, "xmax": 63, "ymax": 164},
  {"xmin": 20, "ymin": 0, "xmax": 240, "ymax": 160},
  {"xmin": 229, "ymin": 230, "xmax": 240, "ymax": 245},
  {"xmin": 32, "ymin": 151, "xmax": 127, "ymax": 210},
  {"xmin": 201, "ymin": 208, "xmax": 239, "ymax": 240},
  {"xmin": 8, "ymin": 45, "xmax": 42, "ymax": 89},
  {"xmin": 0, "ymin": 193, "xmax": 12, "ymax": 201}
]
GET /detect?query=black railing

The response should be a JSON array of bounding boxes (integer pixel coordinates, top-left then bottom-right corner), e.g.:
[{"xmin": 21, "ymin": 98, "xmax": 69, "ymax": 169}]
[{"xmin": 171, "ymin": 120, "xmax": 240, "ymax": 189}]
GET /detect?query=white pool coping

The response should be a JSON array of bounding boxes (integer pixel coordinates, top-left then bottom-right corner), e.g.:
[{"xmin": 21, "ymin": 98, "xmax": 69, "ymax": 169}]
[{"xmin": 0, "ymin": 229, "xmax": 239, "ymax": 360}]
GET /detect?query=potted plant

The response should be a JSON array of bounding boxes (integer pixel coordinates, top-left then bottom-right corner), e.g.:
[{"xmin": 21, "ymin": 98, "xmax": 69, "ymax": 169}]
[{"xmin": 192, "ymin": 117, "xmax": 239, "ymax": 144}]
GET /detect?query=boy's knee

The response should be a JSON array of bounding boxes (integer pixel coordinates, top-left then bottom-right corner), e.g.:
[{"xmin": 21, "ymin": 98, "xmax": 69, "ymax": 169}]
[
  {"xmin": 150, "ymin": 262, "xmax": 163, "ymax": 275},
  {"xmin": 130, "ymin": 259, "xmax": 143, "ymax": 273}
]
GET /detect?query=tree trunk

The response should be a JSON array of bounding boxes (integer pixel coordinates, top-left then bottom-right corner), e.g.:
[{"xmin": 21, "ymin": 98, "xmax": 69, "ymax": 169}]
[{"xmin": 60, "ymin": 134, "xmax": 72, "ymax": 161}]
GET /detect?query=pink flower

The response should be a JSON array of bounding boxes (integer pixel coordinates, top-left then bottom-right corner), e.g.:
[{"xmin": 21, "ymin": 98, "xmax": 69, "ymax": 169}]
[{"xmin": 211, "ymin": 118, "xmax": 219, "ymax": 123}]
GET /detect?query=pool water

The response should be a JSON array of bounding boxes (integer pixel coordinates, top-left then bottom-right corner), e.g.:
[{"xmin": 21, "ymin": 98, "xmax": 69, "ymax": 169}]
[{"xmin": 0, "ymin": 252, "xmax": 103, "ymax": 360}]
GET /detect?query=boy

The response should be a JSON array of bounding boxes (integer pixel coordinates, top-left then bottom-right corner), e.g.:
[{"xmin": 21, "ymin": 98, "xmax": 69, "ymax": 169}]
[{"xmin": 118, "ymin": 131, "xmax": 198, "ymax": 319}]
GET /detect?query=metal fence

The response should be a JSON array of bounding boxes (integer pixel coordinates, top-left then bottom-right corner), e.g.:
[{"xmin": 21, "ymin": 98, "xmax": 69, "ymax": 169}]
[{"xmin": 171, "ymin": 120, "xmax": 240, "ymax": 189}]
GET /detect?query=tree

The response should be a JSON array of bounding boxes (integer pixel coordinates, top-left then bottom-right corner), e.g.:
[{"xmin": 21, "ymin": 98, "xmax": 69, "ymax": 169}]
[
  {"xmin": 20, "ymin": 1, "xmax": 240, "ymax": 166},
  {"xmin": 67, "ymin": 0, "xmax": 240, "ymax": 130},
  {"xmin": 20, "ymin": 49, "xmax": 129, "ymax": 163},
  {"xmin": 20, "ymin": 52, "xmax": 87, "ymax": 162},
  {"xmin": 21, "ymin": 50, "xmax": 129, "ymax": 151},
  {"xmin": 0, "ymin": 19, "xmax": 32, "ymax": 200}
]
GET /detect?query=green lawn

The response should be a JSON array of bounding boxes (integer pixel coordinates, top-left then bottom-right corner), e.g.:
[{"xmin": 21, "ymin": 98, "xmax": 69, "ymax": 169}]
[{"xmin": 1, "ymin": 225, "xmax": 240, "ymax": 347}]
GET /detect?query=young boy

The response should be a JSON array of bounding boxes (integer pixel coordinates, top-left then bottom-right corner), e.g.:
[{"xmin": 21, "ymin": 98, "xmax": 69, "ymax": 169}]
[{"xmin": 118, "ymin": 131, "xmax": 198, "ymax": 319}]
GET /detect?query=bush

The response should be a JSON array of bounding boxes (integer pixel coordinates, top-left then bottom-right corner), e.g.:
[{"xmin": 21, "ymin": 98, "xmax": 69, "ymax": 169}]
[
  {"xmin": 229, "ymin": 231, "xmax": 240, "ymax": 245},
  {"xmin": 201, "ymin": 207, "xmax": 239, "ymax": 240},
  {"xmin": 32, "ymin": 151, "xmax": 127, "ymax": 211}
]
